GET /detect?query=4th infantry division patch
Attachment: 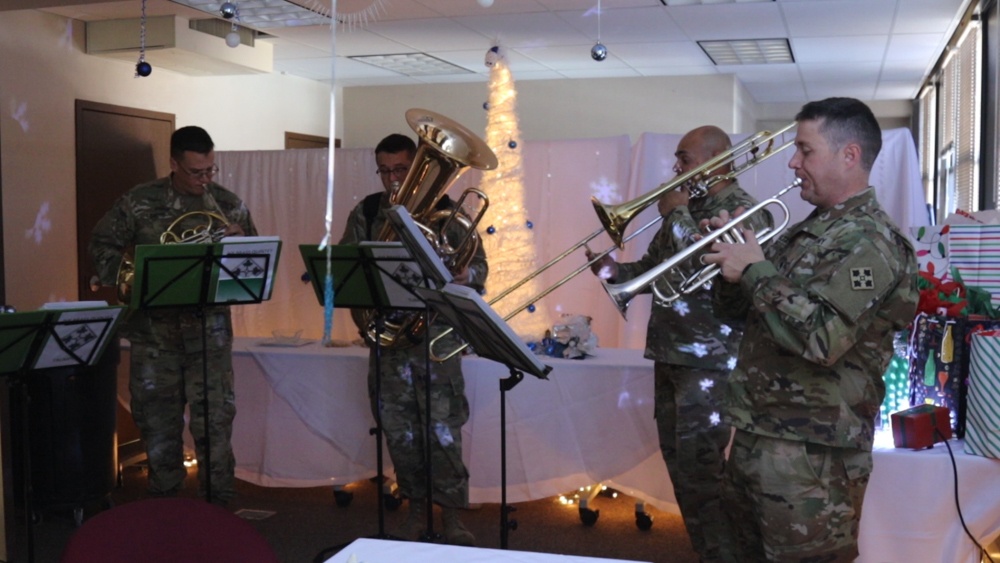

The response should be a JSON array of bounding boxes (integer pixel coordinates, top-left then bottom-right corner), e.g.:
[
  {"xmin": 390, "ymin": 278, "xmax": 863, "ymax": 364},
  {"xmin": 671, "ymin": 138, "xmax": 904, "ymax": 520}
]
[{"xmin": 850, "ymin": 267, "xmax": 874, "ymax": 290}]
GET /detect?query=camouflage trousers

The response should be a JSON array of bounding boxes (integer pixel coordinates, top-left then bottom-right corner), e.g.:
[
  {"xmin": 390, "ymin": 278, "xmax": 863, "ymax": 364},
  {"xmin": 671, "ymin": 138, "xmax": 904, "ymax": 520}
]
[
  {"xmin": 654, "ymin": 362, "xmax": 734, "ymax": 562},
  {"xmin": 368, "ymin": 345, "xmax": 470, "ymax": 508},
  {"xmin": 723, "ymin": 430, "xmax": 872, "ymax": 562},
  {"xmin": 129, "ymin": 338, "xmax": 237, "ymax": 502}
]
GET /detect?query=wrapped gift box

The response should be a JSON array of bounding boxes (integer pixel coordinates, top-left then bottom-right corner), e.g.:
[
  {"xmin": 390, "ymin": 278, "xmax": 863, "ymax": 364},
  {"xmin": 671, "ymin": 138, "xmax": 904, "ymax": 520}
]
[
  {"xmin": 891, "ymin": 404, "xmax": 952, "ymax": 449},
  {"xmin": 964, "ymin": 330, "xmax": 1000, "ymax": 459},
  {"xmin": 907, "ymin": 313, "xmax": 1000, "ymax": 437}
]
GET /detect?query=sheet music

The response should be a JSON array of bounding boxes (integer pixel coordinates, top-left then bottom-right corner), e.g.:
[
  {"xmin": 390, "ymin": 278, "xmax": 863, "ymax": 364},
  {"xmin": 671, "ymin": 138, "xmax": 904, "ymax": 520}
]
[
  {"xmin": 361, "ymin": 242, "xmax": 431, "ymax": 309},
  {"xmin": 218, "ymin": 236, "xmax": 282, "ymax": 302},
  {"xmin": 386, "ymin": 206, "xmax": 453, "ymax": 289},
  {"xmin": 415, "ymin": 284, "xmax": 551, "ymax": 379},
  {"xmin": 33, "ymin": 306, "xmax": 124, "ymax": 369}
]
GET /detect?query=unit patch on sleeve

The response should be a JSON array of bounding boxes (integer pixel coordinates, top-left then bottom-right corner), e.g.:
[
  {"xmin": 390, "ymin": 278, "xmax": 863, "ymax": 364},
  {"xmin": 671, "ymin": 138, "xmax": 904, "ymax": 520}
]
[{"xmin": 850, "ymin": 267, "xmax": 875, "ymax": 290}]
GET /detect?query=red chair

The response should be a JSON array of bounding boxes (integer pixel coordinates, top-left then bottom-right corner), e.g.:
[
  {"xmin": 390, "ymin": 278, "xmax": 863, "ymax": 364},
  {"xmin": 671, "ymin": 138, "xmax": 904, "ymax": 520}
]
[{"xmin": 60, "ymin": 497, "xmax": 280, "ymax": 563}]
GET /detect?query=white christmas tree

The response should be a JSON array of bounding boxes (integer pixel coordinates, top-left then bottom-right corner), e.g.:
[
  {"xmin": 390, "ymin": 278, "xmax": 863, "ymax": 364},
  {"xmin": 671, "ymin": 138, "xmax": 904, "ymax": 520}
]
[{"xmin": 480, "ymin": 46, "xmax": 554, "ymax": 341}]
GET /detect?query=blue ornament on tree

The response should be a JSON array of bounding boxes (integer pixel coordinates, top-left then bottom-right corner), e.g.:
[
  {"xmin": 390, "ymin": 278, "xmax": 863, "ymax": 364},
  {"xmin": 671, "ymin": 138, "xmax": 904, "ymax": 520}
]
[
  {"xmin": 508, "ymin": 140, "xmax": 517, "ymax": 149},
  {"xmin": 487, "ymin": 225, "xmax": 496, "ymax": 234},
  {"xmin": 526, "ymin": 220, "xmax": 533, "ymax": 229}
]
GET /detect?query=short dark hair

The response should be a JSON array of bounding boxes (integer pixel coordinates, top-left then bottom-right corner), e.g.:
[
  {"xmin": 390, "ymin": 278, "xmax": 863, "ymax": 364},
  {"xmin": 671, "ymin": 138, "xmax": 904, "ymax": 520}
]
[
  {"xmin": 795, "ymin": 97, "xmax": 882, "ymax": 171},
  {"xmin": 375, "ymin": 134, "xmax": 416, "ymax": 158},
  {"xmin": 171, "ymin": 126, "xmax": 214, "ymax": 159}
]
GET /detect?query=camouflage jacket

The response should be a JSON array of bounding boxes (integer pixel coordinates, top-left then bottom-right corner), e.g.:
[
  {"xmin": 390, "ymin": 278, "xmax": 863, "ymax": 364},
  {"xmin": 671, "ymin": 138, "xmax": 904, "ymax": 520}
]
[
  {"xmin": 339, "ymin": 192, "xmax": 488, "ymax": 351},
  {"xmin": 615, "ymin": 182, "xmax": 773, "ymax": 369},
  {"xmin": 89, "ymin": 176, "xmax": 257, "ymax": 345},
  {"xmin": 716, "ymin": 187, "xmax": 919, "ymax": 450}
]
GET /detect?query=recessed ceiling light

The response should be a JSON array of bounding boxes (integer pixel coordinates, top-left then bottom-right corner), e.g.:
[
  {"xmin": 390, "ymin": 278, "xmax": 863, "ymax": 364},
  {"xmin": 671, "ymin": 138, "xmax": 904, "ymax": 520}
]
[
  {"xmin": 698, "ymin": 39, "xmax": 793, "ymax": 65},
  {"xmin": 169, "ymin": 0, "xmax": 329, "ymax": 28}
]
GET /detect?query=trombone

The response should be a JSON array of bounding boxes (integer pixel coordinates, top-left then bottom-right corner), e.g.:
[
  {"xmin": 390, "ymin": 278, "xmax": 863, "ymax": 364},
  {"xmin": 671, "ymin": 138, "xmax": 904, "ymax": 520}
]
[
  {"xmin": 601, "ymin": 178, "xmax": 802, "ymax": 319},
  {"xmin": 428, "ymin": 123, "xmax": 797, "ymax": 361},
  {"xmin": 593, "ymin": 122, "xmax": 796, "ymax": 249}
]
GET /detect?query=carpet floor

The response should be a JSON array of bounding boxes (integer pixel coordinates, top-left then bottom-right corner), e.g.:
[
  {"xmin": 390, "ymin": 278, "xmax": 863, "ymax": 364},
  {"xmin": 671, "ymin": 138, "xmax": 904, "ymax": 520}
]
[{"xmin": 20, "ymin": 462, "xmax": 700, "ymax": 563}]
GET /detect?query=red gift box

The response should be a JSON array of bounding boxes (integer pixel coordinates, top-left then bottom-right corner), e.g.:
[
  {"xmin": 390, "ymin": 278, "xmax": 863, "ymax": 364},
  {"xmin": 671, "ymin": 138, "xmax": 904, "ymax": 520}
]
[{"xmin": 891, "ymin": 405, "xmax": 953, "ymax": 449}]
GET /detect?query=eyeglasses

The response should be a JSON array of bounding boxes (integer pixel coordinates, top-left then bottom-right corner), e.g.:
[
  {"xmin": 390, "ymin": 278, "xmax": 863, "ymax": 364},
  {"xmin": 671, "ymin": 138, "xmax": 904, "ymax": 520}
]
[
  {"xmin": 179, "ymin": 164, "xmax": 219, "ymax": 178},
  {"xmin": 376, "ymin": 166, "xmax": 410, "ymax": 178}
]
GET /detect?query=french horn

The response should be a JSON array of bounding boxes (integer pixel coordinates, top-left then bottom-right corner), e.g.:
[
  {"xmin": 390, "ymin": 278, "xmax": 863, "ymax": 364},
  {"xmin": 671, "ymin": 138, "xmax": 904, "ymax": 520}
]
[{"xmin": 115, "ymin": 210, "xmax": 230, "ymax": 303}]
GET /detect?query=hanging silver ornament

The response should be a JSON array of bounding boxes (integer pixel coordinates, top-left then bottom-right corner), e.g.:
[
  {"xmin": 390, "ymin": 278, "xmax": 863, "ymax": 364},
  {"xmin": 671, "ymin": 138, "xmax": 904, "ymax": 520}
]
[
  {"xmin": 221, "ymin": 2, "xmax": 238, "ymax": 19},
  {"xmin": 591, "ymin": 42, "xmax": 608, "ymax": 62}
]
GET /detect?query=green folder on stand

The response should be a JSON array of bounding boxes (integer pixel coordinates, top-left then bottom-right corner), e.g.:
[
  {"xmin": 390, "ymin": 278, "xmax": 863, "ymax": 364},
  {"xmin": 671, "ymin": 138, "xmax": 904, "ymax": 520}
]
[{"xmin": 131, "ymin": 237, "xmax": 281, "ymax": 309}]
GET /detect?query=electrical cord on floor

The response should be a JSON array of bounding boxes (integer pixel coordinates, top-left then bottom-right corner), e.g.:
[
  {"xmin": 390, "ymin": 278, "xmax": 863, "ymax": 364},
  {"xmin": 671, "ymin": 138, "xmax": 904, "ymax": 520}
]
[{"xmin": 937, "ymin": 429, "xmax": 996, "ymax": 563}]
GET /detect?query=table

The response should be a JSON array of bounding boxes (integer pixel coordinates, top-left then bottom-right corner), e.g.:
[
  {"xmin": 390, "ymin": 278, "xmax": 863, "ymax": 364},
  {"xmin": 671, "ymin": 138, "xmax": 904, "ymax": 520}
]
[
  {"xmin": 118, "ymin": 339, "xmax": 1000, "ymax": 562},
  {"xmin": 324, "ymin": 538, "xmax": 651, "ymax": 563},
  {"xmin": 228, "ymin": 339, "xmax": 673, "ymax": 510},
  {"xmin": 860, "ymin": 436, "xmax": 1000, "ymax": 563}
]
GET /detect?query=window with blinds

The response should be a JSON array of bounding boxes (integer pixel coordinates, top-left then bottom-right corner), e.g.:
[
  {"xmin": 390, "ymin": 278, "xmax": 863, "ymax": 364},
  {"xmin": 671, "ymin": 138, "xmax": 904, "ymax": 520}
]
[{"xmin": 934, "ymin": 21, "xmax": 982, "ymax": 222}]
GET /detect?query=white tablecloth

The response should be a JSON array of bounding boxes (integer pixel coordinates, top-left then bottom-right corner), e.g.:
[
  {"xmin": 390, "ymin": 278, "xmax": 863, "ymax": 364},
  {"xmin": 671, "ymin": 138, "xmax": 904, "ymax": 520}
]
[
  {"xmin": 230, "ymin": 339, "xmax": 672, "ymax": 510},
  {"xmin": 119, "ymin": 339, "xmax": 1000, "ymax": 562}
]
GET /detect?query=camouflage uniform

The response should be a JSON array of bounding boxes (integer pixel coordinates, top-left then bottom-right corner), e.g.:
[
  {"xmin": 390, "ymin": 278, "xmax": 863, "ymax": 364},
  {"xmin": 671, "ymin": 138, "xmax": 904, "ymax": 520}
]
[
  {"xmin": 715, "ymin": 187, "xmax": 918, "ymax": 561},
  {"xmin": 339, "ymin": 193, "xmax": 487, "ymax": 508},
  {"xmin": 89, "ymin": 177, "xmax": 257, "ymax": 503},
  {"xmin": 614, "ymin": 182, "xmax": 771, "ymax": 562}
]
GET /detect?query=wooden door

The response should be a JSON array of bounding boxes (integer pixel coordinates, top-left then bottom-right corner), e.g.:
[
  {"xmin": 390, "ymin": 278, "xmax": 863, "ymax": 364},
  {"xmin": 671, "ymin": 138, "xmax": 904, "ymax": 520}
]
[{"xmin": 74, "ymin": 100, "xmax": 174, "ymax": 303}]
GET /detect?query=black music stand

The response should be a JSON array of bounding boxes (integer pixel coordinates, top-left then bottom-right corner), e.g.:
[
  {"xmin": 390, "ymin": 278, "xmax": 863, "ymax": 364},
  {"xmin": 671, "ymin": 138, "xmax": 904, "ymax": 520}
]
[
  {"xmin": 300, "ymin": 241, "xmax": 440, "ymax": 561},
  {"xmin": 131, "ymin": 237, "xmax": 281, "ymax": 504},
  {"xmin": 414, "ymin": 283, "xmax": 552, "ymax": 549},
  {"xmin": 0, "ymin": 304, "xmax": 124, "ymax": 563}
]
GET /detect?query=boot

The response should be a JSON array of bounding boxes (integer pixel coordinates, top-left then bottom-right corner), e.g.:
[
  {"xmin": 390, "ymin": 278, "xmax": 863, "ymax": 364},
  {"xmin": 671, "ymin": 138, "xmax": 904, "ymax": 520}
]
[
  {"xmin": 397, "ymin": 498, "xmax": 426, "ymax": 540},
  {"xmin": 442, "ymin": 507, "xmax": 476, "ymax": 547}
]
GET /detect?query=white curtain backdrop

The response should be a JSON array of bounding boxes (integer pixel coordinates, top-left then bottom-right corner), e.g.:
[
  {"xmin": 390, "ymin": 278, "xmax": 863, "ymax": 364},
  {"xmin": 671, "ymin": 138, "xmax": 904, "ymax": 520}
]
[{"xmin": 217, "ymin": 127, "xmax": 926, "ymax": 350}]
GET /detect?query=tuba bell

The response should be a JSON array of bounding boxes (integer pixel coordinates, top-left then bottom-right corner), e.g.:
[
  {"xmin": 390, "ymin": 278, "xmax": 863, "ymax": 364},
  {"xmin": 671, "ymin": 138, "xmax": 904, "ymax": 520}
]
[
  {"xmin": 359, "ymin": 108, "xmax": 498, "ymax": 349},
  {"xmin": 115, "ymin": 209, "xmax": 230, "ymax": 303}
]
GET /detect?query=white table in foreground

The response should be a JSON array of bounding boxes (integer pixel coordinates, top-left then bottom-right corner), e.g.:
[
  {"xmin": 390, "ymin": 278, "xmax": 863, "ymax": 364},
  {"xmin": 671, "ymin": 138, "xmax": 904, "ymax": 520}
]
[{"xmin": 323, "ymin": 538, "xmax": 651, "ymax": 563}]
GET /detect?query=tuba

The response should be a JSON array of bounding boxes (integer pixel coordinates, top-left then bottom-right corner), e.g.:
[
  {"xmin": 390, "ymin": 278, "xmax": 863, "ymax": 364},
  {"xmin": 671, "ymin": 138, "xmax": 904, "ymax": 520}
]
[
  {"xmin": 359, "ymin": 108, "xmax": 498, "ymax": 349},
  {"xmin": 115, "ymin": 210, "xmax": 230, "ymax": 303}
]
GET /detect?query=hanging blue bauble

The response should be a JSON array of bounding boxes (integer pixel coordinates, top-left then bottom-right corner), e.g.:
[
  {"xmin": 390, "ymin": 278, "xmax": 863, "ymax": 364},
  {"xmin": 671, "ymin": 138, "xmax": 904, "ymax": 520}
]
[
  {"xmin": 483, "ymin": 101, "xmax": 490, "ymax": 110},
  {"xmin": 508, "ymin": 140, "xmax": 517, "ymax": 149},
  {"xmin": 526, "ymin": 220, "xmax": 533, "ymax": 229},
  {"xmin": 527, "ymin": 304, "xmax": 536, "ymax": 313},
  {"xmin": 487, "ymin": 225, "xmax": 496, "ymax": 234},
  {"xmin": 591, "ymin": 42, "xmax": 608, "ymax": 62},
  {"xmin": 135, "ymin": 61, "xmax": 152, "ymax": 77}
]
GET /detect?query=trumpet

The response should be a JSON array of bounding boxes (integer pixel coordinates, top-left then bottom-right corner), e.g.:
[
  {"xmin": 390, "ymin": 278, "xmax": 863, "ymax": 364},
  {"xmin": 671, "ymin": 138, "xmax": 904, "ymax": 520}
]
[
  {"xmin": 601, "ymin": 178, "xmax": 802, "ymax": 319},
  {"xmin": 593, "ymin": 122, "xmax": 795, "ymax": 249}
]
